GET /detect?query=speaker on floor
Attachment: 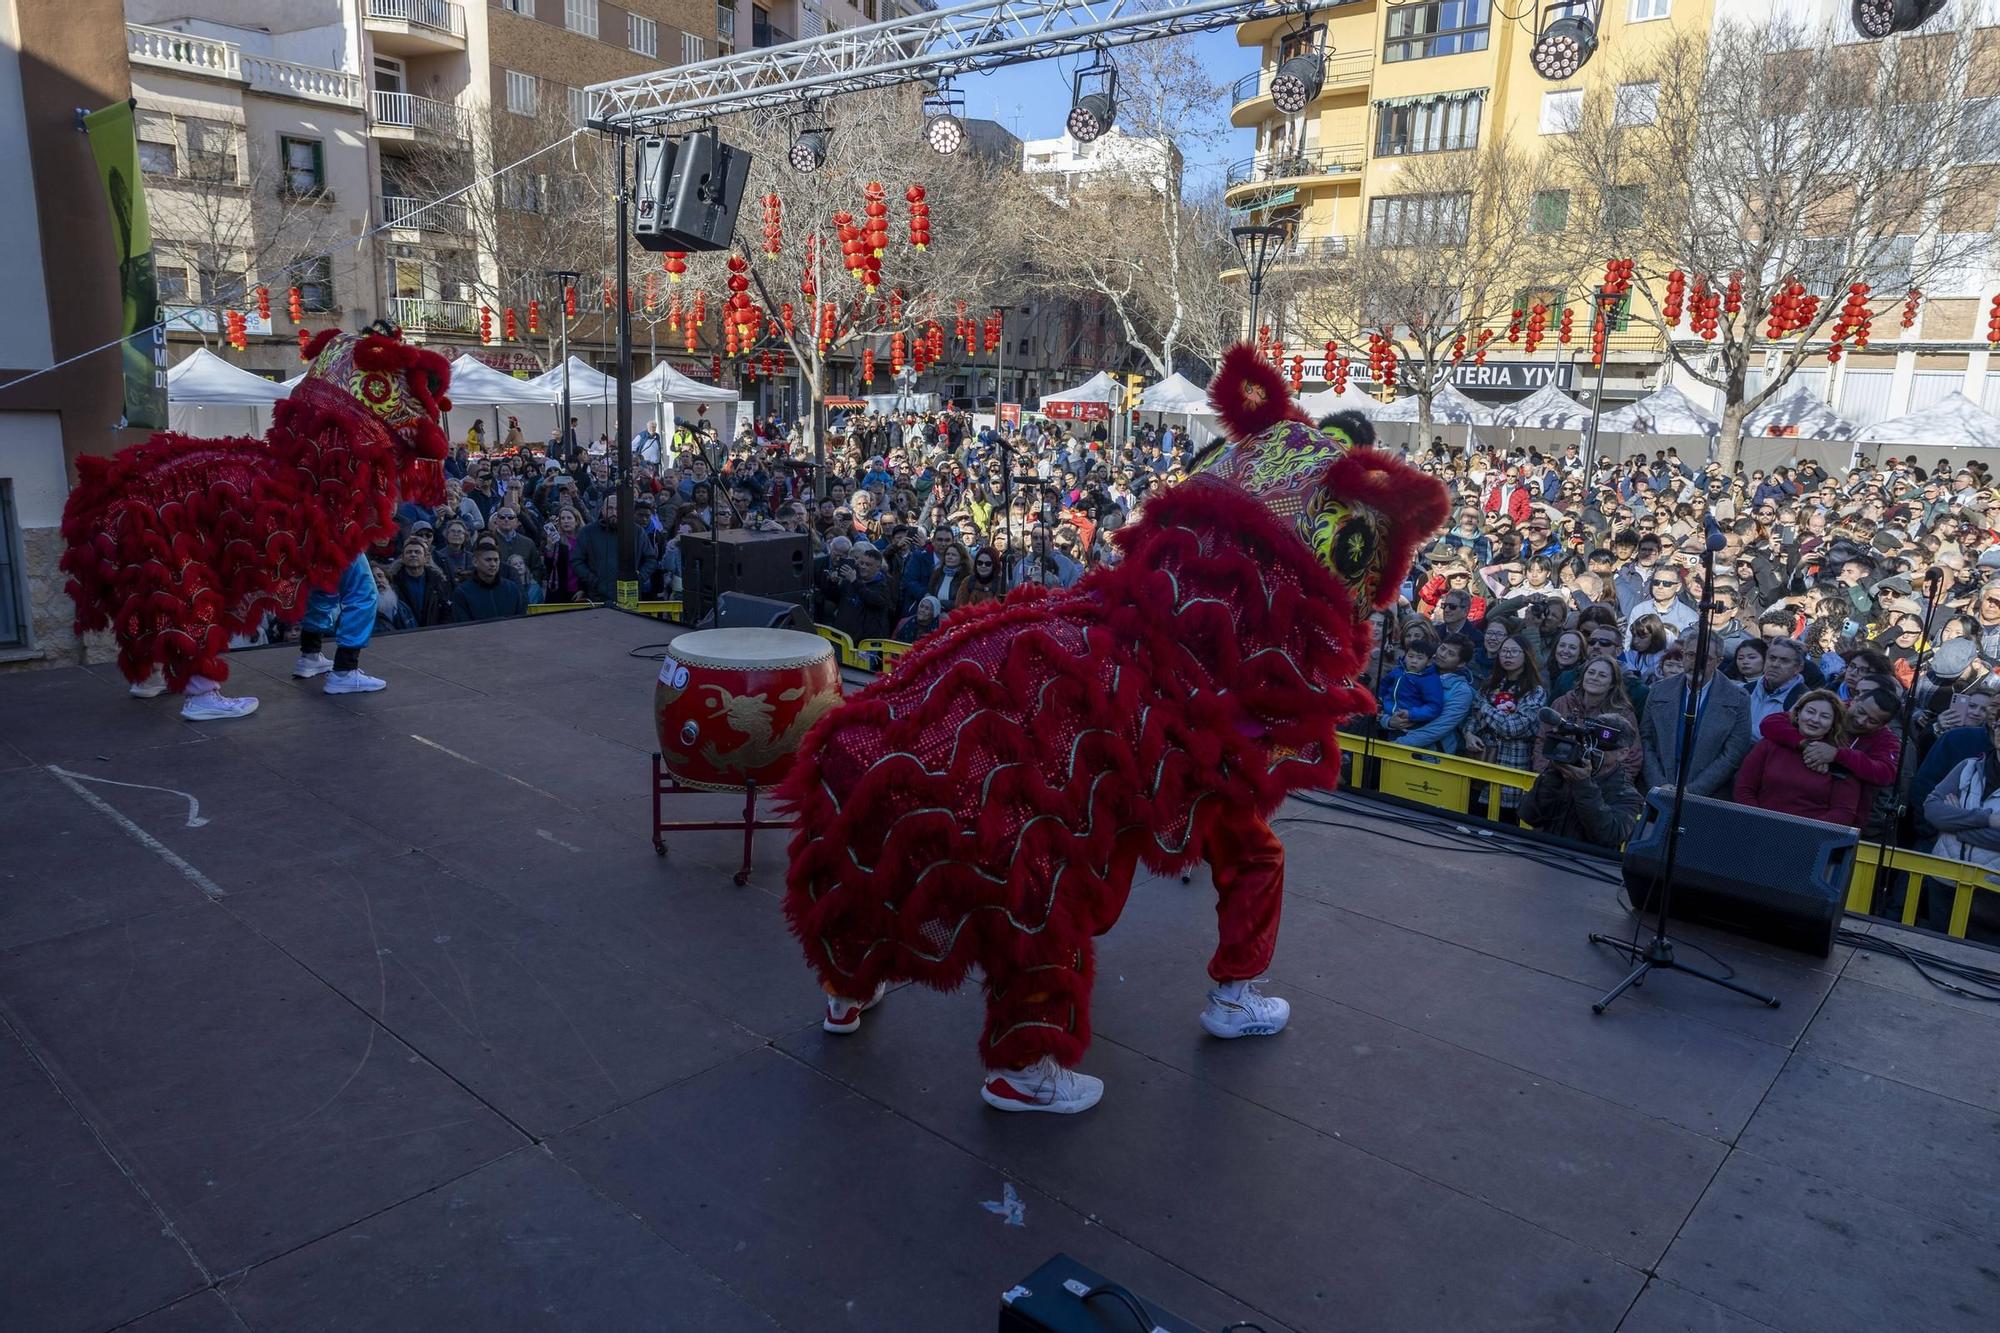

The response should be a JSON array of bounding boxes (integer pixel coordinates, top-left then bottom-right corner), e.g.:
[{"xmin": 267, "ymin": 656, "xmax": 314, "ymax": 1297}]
[
  {"xmin": 697, "ymin": 591, "xmax": 813, "ymax": 632},
  {"xmin": 680, "ymin": 529, "xmax": 810, "ymax": 623},
  {"xmin": 1622, "ymin": 790, "xmax": 1855, "ymax": 957},
  {"xmin": 660, "ymin": 129, "xmax": 750, "ymax": 253},
  {"xmin": 998, "ymin": 1254, "xmax": 1204, "ymax": 1332}
]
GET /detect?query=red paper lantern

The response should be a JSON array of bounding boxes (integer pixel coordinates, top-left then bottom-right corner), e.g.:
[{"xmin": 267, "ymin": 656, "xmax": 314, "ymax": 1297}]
[
  {"xmin": 1557, "ymin": 306, "xmax": 1574, "ymax": 344},
  {"xmin": 763, "ymin": 193, "xmax": 783, "ymax": 257},
  {"xmin": 1724, "ymin": 270, "xmax": 1744, "ymax": 316},
  {"xmin": 1902, "ymin": 287, "xmax": 1923, "ymax": 329},
  {"xmin": 479, "ymin": 304, "xmax": 493, "ymax": 344},
  {"xmin": 862, "ymin": 348, "xmax": 876, "ymax": 382},
  {"xmin": 528, "ymin": 300, "xmax": 541, "ymax": 334},
  {"xmin": 564, "ymin": 285, "xmax": 578, "ymax": 318},
  {"xmin": 287, "ymin": 286, "xmax": 304, "ymax": 323},
  {"xmin": 711, "ymin": 354, "xmax": 722, "ymax": 381},
  {"xmin": 504, "ymin": 307, "xmax": 518, "ymax": 341},
  {"xmin": 906, "ymin": 184, "xmax": 929, "ymax": 250},
  {"xmin": 254, "ymin": 285, "xmax": 271, "ymax": 321},
  {"xmin": 296, "ymin": 328, "xmax": 312, "ymax": 360},
  {"xmin": 1663, "ymin": 269, "xmax": 1686, "ymax": 328}
]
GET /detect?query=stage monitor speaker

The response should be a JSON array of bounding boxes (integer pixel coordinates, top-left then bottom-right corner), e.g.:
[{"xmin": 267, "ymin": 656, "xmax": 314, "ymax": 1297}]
[
  {"xmin": 998, "ymin": 1254, "xmax": 1204, "ymax": 1333},
  {"xmin": 632, "ymin": 134, "xmax": 679, "ymax": 251},
  {"xmin": 680, "ymin": 529, "xmax": 810, "ymax": 623},
  {"xmin": 660, "ymin": 129, "xmax": 750, "ymax": 253},
  {"xmin": 697, "ymin": 592, "xmax": 813, "ymax": 632},
  {"xmin": 1622, "ymin": 790, "xmax": 1855, "ymax": 957}
]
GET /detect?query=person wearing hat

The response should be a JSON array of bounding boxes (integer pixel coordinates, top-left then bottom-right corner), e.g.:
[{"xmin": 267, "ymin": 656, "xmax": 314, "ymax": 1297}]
[
  {"xmin": 1517, "ymin": 712, "xmax": 1643, "ymax": 849},
  {"xmin": 894, "ymin": 594, "xmax": 945, "ymax": 643}
]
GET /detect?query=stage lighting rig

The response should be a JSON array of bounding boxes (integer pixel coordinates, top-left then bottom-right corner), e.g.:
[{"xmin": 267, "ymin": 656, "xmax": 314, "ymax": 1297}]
[
  {"xmin": 924, "ymin": 80, "xmax": 967, "ymax": 155},
  {"xmin": 1531, "ymin": 1, "xmax": 1601, "ymax": 82},
  {"xmin": 787, "ymin": 109, "xmax": 831, "ymax": 174},
  {"xmin": 1269, "ymin": 21, "xmax": 1324, "ymax": 115},
  {"xmin": 1851, "ymin": 0, "xmax": 1949, "ymax": 38},
  {"xmin": 1066, "ymin": 51, "xmax": 1118, "ymax": 144}
]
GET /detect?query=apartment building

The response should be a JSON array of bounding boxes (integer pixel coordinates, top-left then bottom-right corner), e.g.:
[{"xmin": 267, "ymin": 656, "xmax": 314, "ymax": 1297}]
[{"xmin": 1230, "ymin": 1, "xmax": 2000, "ymax": 427}]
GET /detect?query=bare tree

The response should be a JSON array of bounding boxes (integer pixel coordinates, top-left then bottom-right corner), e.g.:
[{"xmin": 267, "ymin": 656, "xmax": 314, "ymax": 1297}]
[
  {"xmin": 1547, "ymin": 15, "xmax": 2000, "ymax": 469},
  {"xmin": 1278, "ymin": 140, "xmax": 1566, "ymax": 442},
  {"xmin": 146, "ymin": 113, "xmax": 349, "ymax": 353}
]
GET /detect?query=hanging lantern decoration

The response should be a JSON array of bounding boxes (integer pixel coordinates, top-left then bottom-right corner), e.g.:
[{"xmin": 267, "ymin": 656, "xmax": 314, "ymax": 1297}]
[
  {"xmin": 725, "ymin": 254, "xmax": 755, "ymax": 348},
  {"xmin": 1723, "ymin": 270, "xmax": 1744, "ymax": 317},
  {"xmin": 862, "ymin": 347, "xmax": 876, "ymax": 382},
  {"xmin": 601, "ymin": 276, "xmax": 614, "ymax": 311},
  {"xmin": 664, "ymin": 251, "xmax": 687, "ymax": 283},
  {"xmin": 891, "ymin": 330, "xmax": 906, "ymax": 374},
  {"xmin": 564, "ymin": 285, "xmax": 578, "ymax": 318},
  {"xmin": 254, "ymin": 285, "xmax": 271, "ymax": 321},
  {"xmin": 762, "ymin": 193, "xmax": 783, "ymax": 256},
  {"xmin": 1505, "ymin": 308, "xmax": 1524, "ymax": 343},
  {"xmin": 1475, "ymin": 328, "xmax": 1495, "ymax": 367},
  {"xmin": 225, "ymin": 309, "xmax": 247, "ymax": 351},
  {"xmin": 666, "ymin": 290, "xmax": 682, "ymax": 333},
  {"xmin": 1450, "ymin": 332, "xmax": 1468, "ymax": 362},
  {"xmin": 833, "ymin": 210, "xmax": 860, "ymax": 280},
  {"xmin": 1288, "ymin": 354, "xmax": 1304, "ymax": 394},
  {"xmin": 1320, "ymin": 340, "xmax": 1337, "ymax": 381},
  {"xmin": 985, "ymin": 310, "xmax": 1002, "ymax": 354},
  {"xmin": 1525, "ymin": 303, "xmax": 1549, "ymax": 355},
  {"xmin": 780, "ymin": 301, "xmax": 795, "ymax": 339},
  {"xmin": 928, "ymin": 319, "xmax": 945, "ymax": 361},
  {"xmin": 864, "ymin": 181, "xmax": 889, "ymax": 261},
  {"xmin": 1663, "ymin": 269, "xmax": 1687, "ymax": 329},
  {"xmin": 693, "ymin": 290, "xmax": 707, "ymax": 327},
  {"xmin": 1987, "ymin": 293, "xmax": 2000, "ymax": 347},
  {"xmin": 1602, "ymin": 257, "xmax": 1635, "ymax": 299},
  {"xmin": 504, "ymin": 307, "xmax": 518, "ymax": 341},
  {"xmin": 296, "ymin": 328, "xmax": 312, "ymax": 361},
  {"xmin": 1765, "ymin": 280, "xmax": 1799, "ymax": 340},
  {"xmin": 712, "ymin": 354, "xmax": 723, "ymax": 382},
  {"xmin": 1902, "ymin": 287, "xmax": 1923, "ymax": 330},
  {"xmin": 479, "ymin": 304, "xmax": 494, "ymax": 344},
  {"xmin": 287, "ymin": 286, "xmax": 304, "ymax": 324},
  {"xmin": 1588, "ymin": 303, "xmax": 1608, "ymax": 367},
  {"xmin": 1557, "ymin": 306, "xmax": 1575, "ymax": 344},
  {"xmin": 889, "ymin": 289, "xmax": 904, "ymax": 326},
  {"xmin": 528, "ymin": 299, "xmax": 542, "ymax": 335},
  {"xmin": 906, "ymin": 184, "xmax": 930, "ymax": 250},
  {"xmin": 1330, "ymin": 356, "xmax": 1350, "ymax": 395},
  {"xmin": 1830, "ymin": 282, "xmax": 1873, "ymax": 362}
]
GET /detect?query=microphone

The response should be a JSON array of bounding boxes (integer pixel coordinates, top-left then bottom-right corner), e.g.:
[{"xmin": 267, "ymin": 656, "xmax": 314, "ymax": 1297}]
[
  {"xmin": 1537, "ymin": 706, "xmax": 1567, "ymax": 729},
  {"xmin": 1926, "ymin": 565, "xmax": 1945, "ymax": 590},
  {"xmin": 1702, "ymin": 513, "xmax": 1726, "ymax": 553}
]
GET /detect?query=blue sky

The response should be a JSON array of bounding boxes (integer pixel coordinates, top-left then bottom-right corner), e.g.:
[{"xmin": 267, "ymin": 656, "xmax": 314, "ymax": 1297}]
[{"xmin": 957, "ymin": 29, "xmax": 1250, "ymax": 190}]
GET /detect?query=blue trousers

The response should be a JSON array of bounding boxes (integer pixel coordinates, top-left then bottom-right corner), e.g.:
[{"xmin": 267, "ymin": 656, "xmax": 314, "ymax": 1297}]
[{"xmin": 302, "ymin": 553, "xmax": 376, "ymax": 650}]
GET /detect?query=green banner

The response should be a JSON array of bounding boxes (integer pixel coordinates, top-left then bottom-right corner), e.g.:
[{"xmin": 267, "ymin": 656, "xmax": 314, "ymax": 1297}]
[{"xmin": 83, "ymin": 100, "xmax": 166, "ymax": 429}]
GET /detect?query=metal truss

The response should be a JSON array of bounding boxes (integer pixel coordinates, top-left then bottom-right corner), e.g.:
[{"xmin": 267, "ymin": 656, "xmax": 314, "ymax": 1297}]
[{"xmin": 588, "ymin": 0, "xmax": 1312, "ymax": 131}]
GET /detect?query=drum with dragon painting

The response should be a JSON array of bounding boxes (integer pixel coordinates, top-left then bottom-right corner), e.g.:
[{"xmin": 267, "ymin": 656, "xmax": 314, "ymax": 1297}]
[{"xmin": 655, "ymin": 629, "xmax": 842, "ymax": 791}]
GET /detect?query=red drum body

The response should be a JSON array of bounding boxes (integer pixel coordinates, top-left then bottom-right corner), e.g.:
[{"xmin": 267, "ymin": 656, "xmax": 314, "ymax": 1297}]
[{"xmin": 655, "ymin": 628, "xmax": 842, "ymax": 790}]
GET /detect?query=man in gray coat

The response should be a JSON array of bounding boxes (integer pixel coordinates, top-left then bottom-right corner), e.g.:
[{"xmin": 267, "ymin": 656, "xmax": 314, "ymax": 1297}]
[{"xmin": 1640, "ymin": 650, "xmax": 1754, "ymax": 797}]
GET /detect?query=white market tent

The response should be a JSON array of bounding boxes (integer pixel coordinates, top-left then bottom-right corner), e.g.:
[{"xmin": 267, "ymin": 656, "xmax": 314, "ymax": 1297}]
[
  {"xmin": 1857, "ymin": 391, "xmax": 2000, "ymax": 451},
  {"xmin": 1136, "ymin": 371, "xmax": 1209, "ymax": 413},
  {"xmin": 447, "ymin": 353, "xmax": 553, "ymax": 410},
  {"xmin": 633, "ymin": 362, "xmax": 740, "ymax": 444},
  {"xmin": 1297, "ymin": 383, "xmax": 1382, "ymax": 418},
  {"xmin": 166, "ymin": 348, "xmax": 287, "ymax": 437},
  {"xmin": 1038, "ymin": 370, "xmax": 1120, "ymax": 415},
  {"xmin": 1373, "ymin": 382, "xmax": 1493, "ymax": 425},
  {"xmin": 1743, "ymin": 382, "xmax": 1857, "ymax": 440},
  {"xmin": 1600, "ymin": 383, "xmax": 1720, "ymax": 437},
  {"xmin": 1492, "ymin": 382, "xmax": 1592, "ymax": 430}
]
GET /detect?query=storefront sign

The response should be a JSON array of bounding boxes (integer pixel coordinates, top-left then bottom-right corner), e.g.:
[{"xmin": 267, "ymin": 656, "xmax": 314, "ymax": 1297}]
[
  {"xmin": 1044, "ymin": 399, "xmax": 1110, "ymax": 422},
  {"xmin": 998, "ymin": 402, "xmax": 1021, "ymax": 429},
  {"xmin": 1361, "ymin": 360, "xmax": 1575, "ymax": 394}
]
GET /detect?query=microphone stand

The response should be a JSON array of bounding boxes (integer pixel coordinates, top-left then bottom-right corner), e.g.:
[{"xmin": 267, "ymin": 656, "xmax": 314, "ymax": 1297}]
[
  {"xmin": 1589, "ymin": 518, "xmax": 1780, "ymax": 1014},
  {"xmin": 1871, "ymin": 566, "xmax": 1946, "ymax": 917},
  {"xmin": 696, "ymin": 435, "xmax": 748, "ymax": 628}
]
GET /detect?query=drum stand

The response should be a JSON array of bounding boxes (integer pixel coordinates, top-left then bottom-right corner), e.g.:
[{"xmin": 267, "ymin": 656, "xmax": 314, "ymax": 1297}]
[{"xmin": 651, "ymin": 753, "xmax": 793, "ymax": 886}]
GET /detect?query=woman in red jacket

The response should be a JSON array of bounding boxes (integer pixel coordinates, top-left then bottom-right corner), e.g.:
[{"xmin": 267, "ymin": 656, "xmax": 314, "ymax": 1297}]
[{"xmin": 1734, "ymin": 691, "xmax": 1869, "ymax": 827}]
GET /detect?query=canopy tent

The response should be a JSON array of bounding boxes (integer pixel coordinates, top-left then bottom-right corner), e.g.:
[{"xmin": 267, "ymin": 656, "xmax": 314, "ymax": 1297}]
[
  {"xmin": 1492, "ymin": 382, "xmax": 1593, "ymax": 430},
  {"xmin": 447, "ymin": 354, "xmax": 553, "ymax": 409},
  {"xmin": 1600, "ymin": 383, "xmax": 1720, "ymax": 437},
  {"xmin": 634, "ymin": 361, "xmax": 736, "ymax": 404},
  {"xmin": 1372, "ymin": 383, "xmax": 1493, "ymax": 425},
  {"xmin": 1857, "ymin": 391, "xmax": 2000, "ymax": 451},
  {"xmin": 1742, "ymin": 383, "xmax": 1857, "ymax": 440},
  {"xmin": 1296, "ymin": 383, "xmax": 1382, "ymax": 419},
  {"xmin": 166, "ymin": 348, "xmax": 288, "ymax": 437},
  {"xmin": 1136, "ymin": 371, "xmax": 1209, "ymax": 414}
]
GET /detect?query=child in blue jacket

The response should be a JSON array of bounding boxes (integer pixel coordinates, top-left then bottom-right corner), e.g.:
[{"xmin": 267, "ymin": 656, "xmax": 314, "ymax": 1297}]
[{"xmin": 1378, "ymin": 642, "xmax": 1446, "ymax": 735}]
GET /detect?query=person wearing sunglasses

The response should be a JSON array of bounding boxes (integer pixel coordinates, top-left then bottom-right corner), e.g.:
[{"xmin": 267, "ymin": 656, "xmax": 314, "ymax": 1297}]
[{"xmin": 1632, "ymin": 566, "xmax": 1698, "ymax": 644}]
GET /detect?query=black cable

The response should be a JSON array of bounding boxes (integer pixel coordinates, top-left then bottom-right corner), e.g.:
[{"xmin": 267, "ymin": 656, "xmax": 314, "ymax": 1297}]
[
  {"xmin": 1081, "ymin": 1283, "xmax": 1155, "ymax": 1332},
  {"xmin": 628, "ymin": 642, "xmax": 676, "ymax": 661},
  {"xmin": 1220, "ymin": 1324, "xmax": 1271, "ymax": 1333},
  {"xmin": 1836, "ymin": 926, "xmax": 2000, "ymax": 1002}
]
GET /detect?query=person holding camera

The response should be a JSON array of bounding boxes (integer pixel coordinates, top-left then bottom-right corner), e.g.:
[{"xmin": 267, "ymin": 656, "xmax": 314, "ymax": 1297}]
[{"xmin": 1519, "ymin": 714, "xmax": 1643, "ymax": 848}]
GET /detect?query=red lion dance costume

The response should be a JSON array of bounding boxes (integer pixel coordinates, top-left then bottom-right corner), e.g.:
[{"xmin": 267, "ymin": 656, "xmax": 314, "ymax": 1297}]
[
  {"xmin": 61, "ymin": 326, "xmax": 451, "ymax": 716},
  {"xmin": 782, "ymin": 346, "xmax": 1449, "ymax": 1113}
]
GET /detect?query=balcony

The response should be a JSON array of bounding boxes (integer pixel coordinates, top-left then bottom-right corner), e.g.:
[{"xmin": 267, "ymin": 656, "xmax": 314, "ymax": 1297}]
[
  {"xmin": 1223, "ymin": 144, "xmax": 1365, "ymax": 196},
  {"xmin": 382, "ymin": 195, "xmax": 469, "ymax": 233},
  {"xmin": 126, "ymin": 23, "xmax": 362, "ymax": 107},
  {"xmin": 752, "ymin": 19, "xmax": 794, "ymax": 48},
  {"xmin": 362, "ymin": 0, "xmax": 467, "ymax": 55},
  {"xmin": 1219, "ymin": 234, "xmax": 1356, "ymax": 281},
  {"xmin": 1229, "ymin": 51, "xmax": 1373, "ymax": 127},
  {"xmin": 390, "ymin": 296, "xmax": 479, "ymax": 335},
  {"xmin": 370, "ymin": 90, "xmax": 468, "ymax": 146}
]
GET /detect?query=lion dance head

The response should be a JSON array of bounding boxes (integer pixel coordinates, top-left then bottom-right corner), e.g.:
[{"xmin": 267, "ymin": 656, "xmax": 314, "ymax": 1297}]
[
  {"xmin": 1191, "ymin": 343, "xmax": 1449, "ymax": 614},
  {"xmin": 295, "ymin": 322, "xmax": 454, "ymax": 501}
]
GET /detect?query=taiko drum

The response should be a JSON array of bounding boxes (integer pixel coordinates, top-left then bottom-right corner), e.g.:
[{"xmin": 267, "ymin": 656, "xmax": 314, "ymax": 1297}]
[{"xmin": 654, "ymin": 628, "xmax": 842, "ymax": 790}]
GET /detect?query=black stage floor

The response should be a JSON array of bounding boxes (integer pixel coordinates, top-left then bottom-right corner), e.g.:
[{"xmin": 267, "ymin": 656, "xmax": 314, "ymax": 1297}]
[{"xmin": 2, "ymin": 610, "xmax": 1997, "ymax": 1333}]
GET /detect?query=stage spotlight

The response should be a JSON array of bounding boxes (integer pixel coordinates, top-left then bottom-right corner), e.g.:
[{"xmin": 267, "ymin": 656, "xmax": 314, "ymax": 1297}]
[
  {"xmin": 1067, "ymin": 52, "xmax": 1118, "ymax": 144},
  {"xmin": 1851, "ymin": 0, "xmax": 1948, "ymax": 38},
  {"xmin": 787, "ymin": 127, "xmax": 829, "ymax": 174},
  {"xmin": 924, "ymin": 81, "xmax": 967, "ymax": 156},
  {"xmin": 1531, "ymin": 5, "xmax": 1599, "ymax": 83},
  {"xmin": 1270, "ymin": 53, "xmax": 1324, "ymax": 115}
]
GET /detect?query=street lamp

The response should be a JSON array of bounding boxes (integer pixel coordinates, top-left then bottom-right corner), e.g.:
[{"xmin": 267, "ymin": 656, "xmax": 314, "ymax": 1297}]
[
  {"xmin": 545, "ymin": 267, "xmax": 581, "ymax": 456},
  {"xmin": 1229, "ymin": 222, "xmax": 1289, "ymax": 341}
]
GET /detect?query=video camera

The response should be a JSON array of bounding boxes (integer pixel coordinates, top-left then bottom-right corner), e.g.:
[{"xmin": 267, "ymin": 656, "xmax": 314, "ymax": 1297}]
[{"xmin": 1538, "ymin": 709, "xmax": 1627, "ymax": 769}]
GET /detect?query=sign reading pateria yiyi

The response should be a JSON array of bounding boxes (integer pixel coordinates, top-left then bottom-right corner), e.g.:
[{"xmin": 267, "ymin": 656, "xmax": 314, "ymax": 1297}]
[{"xmin": 1359, "ymin": 361, "xmax": 1576, "ymax": 396}]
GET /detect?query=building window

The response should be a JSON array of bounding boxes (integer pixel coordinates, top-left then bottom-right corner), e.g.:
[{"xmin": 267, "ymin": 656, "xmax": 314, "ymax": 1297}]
[
  {"xmin": 1863, "ymin": 235, "xmax": 1917, "ymax": 290},
  {"xmin": 198, "ymin": 261, "xmax": 247, "ymax": 306},
  {"xmin": 683, "ymin": 32, "xmax": 707, "ymax": 64},
  {"xmin": 1279, "ymin": 22, "xmax": 1325, "ymax": 63},
  {"xmin": 501, "ymin": 173, "xmax": 546, "ymax": 213},
  {"xmin": 1539, "ymin": 89, "xmax": 1582, "ymax": 134},
  {"xmin": 500, "ymin": 0, "xmax": 535, "ymax": 14},
  {"xmin": 156, "ymin": 264, "xmax": 189, "ymax": 302},
  {"xmin": 279, "ymin": 136, "xmax": 325, "ymax": 196},
  {"xmin": 1384, "ymin": 0, "xmax": 1490, "ymax": 63},
  {"xmin": 1375, "ymin": 91, "xmax": 1484, "ymax": 156},
  {"xmin": 139, "ymin": 139, "xmax": 177, "ymax": 176},
  {"xmin": 0, "ymin": 483, "xmax": 24, "ymax": 649},
  {"xmin": 1630, "ymin": 0, "xmax": 1670, "ymax": 19},
  {"xmin": 567, "ymin": 86, "xmax": 592, "ymax": 127},
  {"xmin": 1367, "ymin": 192, "xmax": 1471, "ymax": 247},
  {"xmin": 294, "ymin": 256, "xmax": 335, "ymax": 312},
  {"xmin": 565, "ymin": 0, "xmax": 599, "ymax": 38},
  {"xmin": 717, "ymin": 3, "xmax": 736, "ymax": 43},
  {"xmin": 186, "ymin": 119, "xmax": 237, "ymax": 182},
  {"xmin": 629, "ymin": 13, "xmax": 659, "ymax": 56},
  {"xmin": 1528, "ymin": 189, "xmax": 1570, "ymax": 234},
  {"xmin": 1614, "ymin": 81, "xmax": 1659, "ymax": 127},
  {"xmin": 1958, "ymin": 98, "xmax": 2000, "ymax": 162},
  {"xmin": 505, "ymin": 69, "xmax": 538, "ymax": 116},
  {"xmin": 1601, "ymin": 184, "xmax": 1646, "ymax": 231}
]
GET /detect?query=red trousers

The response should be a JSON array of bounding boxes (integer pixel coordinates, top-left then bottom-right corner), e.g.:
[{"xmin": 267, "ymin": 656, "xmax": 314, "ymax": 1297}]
[{"xmin": 979, "ymin": 804, "xmax": 1286, "ymax": 1070}]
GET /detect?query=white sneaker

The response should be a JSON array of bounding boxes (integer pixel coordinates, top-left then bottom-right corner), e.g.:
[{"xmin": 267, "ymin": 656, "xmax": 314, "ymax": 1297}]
[
  {"xmin": 323, "ymin": 669, "xmax": 386, "ymax": 695},
  {"xmin": 129, "ymin": 672, "xmax": 167, "ymax": 699},
  {"xmin": 980, "ymin": 1055, "xmax": 1104, "ymax": 1114},
  {"xmin": 822, "ymin": 981, "xmax": 888, "ymax": 1034},
  {"xmin": 292, "ymin": 652, "xmax": 334, "ymax": 679},
  {"xmin": 1200, "ymin": 980, "xmax": 1291, "ymax": 1039},
  {"xmin": 180, "ymin": 693, "xmax": 259, "ymax": 722}
]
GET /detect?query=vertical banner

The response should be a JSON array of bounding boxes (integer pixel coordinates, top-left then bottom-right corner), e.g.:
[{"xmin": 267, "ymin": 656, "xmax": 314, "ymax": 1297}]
[{"xmin": 83, "ymin": 100, "xmax": 166, "ymax": 429}]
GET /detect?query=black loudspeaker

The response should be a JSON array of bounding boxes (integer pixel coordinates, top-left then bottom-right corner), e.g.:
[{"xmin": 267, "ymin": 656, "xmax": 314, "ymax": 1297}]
[
  {"xmin": 698, "ymin": 592, "xmax": 812, "ymax": 632},
  {"xmin": 998, "ymin": 1255, "xmax": 1203, "ymax": 1333},
  {"xmin": 632, "ymin": 134, "xmax": 678, "ymax": 251},
  {"xmin": 660, "ymin": 129, "xmax": 749, "ymax": 252},
  {"xmin": 681, "ymin": 529, "xmax": 810, "ymax": 623},
  {"xmin": 1622, "ymin": 790, "xmax": 1856, "ymax": 957}
]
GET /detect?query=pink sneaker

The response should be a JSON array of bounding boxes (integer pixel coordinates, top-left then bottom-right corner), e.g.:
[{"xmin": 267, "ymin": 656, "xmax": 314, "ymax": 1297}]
[{"xmin": 822, "ymin": 981, "xmax": 887, "ymax": 1034}]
